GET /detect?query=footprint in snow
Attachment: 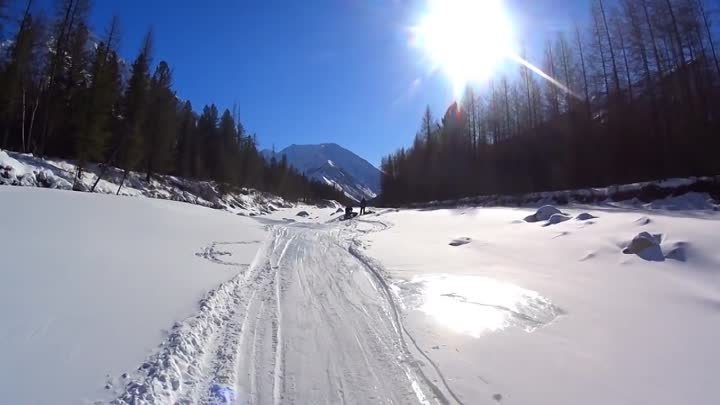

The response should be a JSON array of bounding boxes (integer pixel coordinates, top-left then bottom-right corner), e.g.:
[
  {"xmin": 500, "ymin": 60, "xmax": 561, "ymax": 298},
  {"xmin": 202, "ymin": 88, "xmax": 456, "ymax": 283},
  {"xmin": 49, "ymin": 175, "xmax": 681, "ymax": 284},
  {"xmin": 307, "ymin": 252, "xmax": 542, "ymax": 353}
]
[{"xmin": 449, "ymin": 237, "xmax": 472, "ymax": 247}]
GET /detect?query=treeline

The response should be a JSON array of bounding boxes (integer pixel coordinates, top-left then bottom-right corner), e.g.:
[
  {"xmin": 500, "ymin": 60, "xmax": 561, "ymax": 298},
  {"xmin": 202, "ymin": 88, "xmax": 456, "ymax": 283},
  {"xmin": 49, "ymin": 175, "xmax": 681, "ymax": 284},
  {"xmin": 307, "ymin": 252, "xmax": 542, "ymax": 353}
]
[
  {"xmin": 381, "ymin": 0, "xmax": 720, "ymax": 205},
  {"xmin": 0, "ymin": 0, "xmax": 346, "ymax": 203}
]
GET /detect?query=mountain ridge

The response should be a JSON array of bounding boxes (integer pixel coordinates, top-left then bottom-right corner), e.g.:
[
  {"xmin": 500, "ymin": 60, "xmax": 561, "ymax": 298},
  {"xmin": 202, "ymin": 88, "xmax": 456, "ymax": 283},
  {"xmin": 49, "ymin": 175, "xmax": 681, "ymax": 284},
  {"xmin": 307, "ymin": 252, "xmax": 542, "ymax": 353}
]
[{"xmin": 262, "ymin": 143, "xmax": 381, "ymax": 202}]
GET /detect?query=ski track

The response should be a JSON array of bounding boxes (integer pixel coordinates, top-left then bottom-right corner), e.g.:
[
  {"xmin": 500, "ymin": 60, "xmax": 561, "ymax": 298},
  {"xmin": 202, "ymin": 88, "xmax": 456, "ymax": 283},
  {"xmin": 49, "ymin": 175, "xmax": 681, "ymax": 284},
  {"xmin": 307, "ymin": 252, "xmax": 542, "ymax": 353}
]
[{"xmin": 109, "ymin": 218, "xmax": 463, "ymax": 405}]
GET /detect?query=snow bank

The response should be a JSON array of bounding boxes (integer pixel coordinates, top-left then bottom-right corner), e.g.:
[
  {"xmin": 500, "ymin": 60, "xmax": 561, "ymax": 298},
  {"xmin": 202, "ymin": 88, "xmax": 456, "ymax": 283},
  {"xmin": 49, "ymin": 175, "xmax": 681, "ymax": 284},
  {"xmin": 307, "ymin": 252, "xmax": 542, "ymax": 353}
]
[
  {"xmin": 408, "ymin": 176, "xmax": 720, "ymax": 210},
  {"xmin": 0, "ymin": 148, "xmax": 294, "ymax": 216}
]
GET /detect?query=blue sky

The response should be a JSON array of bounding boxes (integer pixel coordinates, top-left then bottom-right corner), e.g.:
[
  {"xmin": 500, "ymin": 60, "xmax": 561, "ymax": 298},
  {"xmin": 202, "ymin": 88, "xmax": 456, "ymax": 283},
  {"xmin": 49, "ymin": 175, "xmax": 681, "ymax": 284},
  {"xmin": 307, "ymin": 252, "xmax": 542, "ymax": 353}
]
[{"xmin": 25, "ymin": 0, "xmax": 590, "ymax": 167}]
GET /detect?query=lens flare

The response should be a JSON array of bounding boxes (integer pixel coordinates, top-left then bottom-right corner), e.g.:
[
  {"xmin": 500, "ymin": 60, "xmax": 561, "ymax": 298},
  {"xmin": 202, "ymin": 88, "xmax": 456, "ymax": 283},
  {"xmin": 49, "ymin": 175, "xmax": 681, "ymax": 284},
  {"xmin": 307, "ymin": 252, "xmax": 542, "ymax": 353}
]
[
  {"xmin": 413, "ymin": 0, "xmax": 515, "ymax": 95},
  {"xmin": 413, "ymin": 0, "xmax": 580, "ymax": 100}
]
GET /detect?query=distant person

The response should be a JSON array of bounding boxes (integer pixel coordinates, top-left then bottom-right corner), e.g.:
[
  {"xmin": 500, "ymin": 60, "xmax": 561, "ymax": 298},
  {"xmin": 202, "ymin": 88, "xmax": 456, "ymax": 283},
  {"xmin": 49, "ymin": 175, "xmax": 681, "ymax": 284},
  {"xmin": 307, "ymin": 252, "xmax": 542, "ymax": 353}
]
[
  {"xmin": 359, "ymin": 198, "xmax": 367, "ymax": 215},
  {"xmin": 344, "ymin": 205, "xmax": 353, "ymax": 220}
]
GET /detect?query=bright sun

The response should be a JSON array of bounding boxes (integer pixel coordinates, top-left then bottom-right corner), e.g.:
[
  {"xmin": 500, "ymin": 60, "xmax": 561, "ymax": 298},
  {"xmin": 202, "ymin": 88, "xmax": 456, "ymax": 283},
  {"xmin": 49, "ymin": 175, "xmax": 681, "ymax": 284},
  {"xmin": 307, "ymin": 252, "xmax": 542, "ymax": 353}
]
[{"xmin": 414, "ymin": 0, "xmax": 515, "ymax": 96}]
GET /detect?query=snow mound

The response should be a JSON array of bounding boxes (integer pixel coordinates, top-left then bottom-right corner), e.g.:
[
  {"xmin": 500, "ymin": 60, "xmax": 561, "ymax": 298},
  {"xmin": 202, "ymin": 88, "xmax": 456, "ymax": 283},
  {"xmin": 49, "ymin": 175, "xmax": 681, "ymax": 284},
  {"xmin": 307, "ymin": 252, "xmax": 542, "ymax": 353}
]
[
  {"xmin": 543, "ymin": 213, "xmax": 572, "ymax": 226},
  {"xmin": 623, "ymin": 232, "xmax": 664, "ymax": 261},
  {"xmin": 296, "ymin": 211, "xmax": 310, "ymax": 217},
  {"xmin": 576, "ymin": 212, "xmax": 597, "ymax": 221},
  {"xmin": 524, "ymin": 205, "xmax": 564, "ymax": 223},
  {"xmin": 449, "ymin": 237, "xmax": 472, "ymax": 247},
  {"xmin": 0, "ymin": 150, "xmax": 26, "ymax": 177}
]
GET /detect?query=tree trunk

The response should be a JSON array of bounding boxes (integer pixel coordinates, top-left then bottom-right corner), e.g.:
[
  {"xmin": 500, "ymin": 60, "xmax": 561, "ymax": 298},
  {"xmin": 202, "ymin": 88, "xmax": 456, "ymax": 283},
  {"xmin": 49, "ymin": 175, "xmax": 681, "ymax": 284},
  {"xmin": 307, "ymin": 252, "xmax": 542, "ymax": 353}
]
[
  {"xmin": 575, "ymin": 24, "xmax": 592, "ymax": 119},
  {"xmin": 117, "ymin": 168, "xmax": 129, "ymax": 195},
  {"xmin": 697, "ymin": 0, "xmax": 719, "ymax": 78},
  {"xmin": 617, "ymin": 25, "xmax": 634, "ymax": 100},
  {"xmin": 21, "ymin": 86, "xmax": 26, "ymax": 152},
  {"xmin": 598, "ymin": 0, "xmax": 622, "ymax": 95},
  {"xmin": 641, "ymin": 0, "xmax": 665, "ymax": 84},
  {"xmin": 593, "ymin": 10, "xmax": 611, "ymax": 98},
  {"xmin": 27, "ymin": 91, "xmax": 39, "ymax": 153}
]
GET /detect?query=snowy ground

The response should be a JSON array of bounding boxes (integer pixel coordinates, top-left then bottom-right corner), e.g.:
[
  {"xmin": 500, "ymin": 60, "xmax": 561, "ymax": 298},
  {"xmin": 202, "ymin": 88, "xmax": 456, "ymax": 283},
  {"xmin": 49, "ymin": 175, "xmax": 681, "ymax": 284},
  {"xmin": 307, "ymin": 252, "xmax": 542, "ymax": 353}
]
[
  {"xmin": 362, "ymin": 205, "xmax": 720, "ymax": 405},
  {"xmin": 0, "ymin": 187, "xmax": 267, "ymax": 405},
  {"xmin": 2, "ymin": 185, "xmax": 719, "ymax": 405}
]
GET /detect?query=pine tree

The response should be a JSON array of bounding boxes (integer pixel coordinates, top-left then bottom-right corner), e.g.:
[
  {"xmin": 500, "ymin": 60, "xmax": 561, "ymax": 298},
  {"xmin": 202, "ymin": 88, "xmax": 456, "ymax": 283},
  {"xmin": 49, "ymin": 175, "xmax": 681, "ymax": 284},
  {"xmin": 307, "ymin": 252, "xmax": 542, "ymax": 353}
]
[
  {"xmin": 217, "ymin": 108, "xmax": 238, "ymax": 185},
  {"xmin": 40, "ymin": 0, "xmax": 91, "ymax": 155},
  {"xmin": 144, "ymin": 61, "xmax": 177, "ymax": 182},
  {"xmin": 115, "ymin": 31, "xmax": 152, "ymax": 193},
  {"xmin": 175, "ymin": 100, "xmax": 195, "ymax": 178},
  {"xmin": 198, "ymin": 103, "xmax": 219, "ymax": 179}
]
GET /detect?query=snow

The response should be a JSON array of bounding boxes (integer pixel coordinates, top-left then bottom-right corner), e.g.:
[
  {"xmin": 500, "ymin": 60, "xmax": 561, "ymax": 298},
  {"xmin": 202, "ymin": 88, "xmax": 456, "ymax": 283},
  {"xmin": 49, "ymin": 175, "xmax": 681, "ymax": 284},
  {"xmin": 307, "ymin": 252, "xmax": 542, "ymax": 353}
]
[
  {"xmin": 0, "ymin": 148, "xmax": 293, "ymax": 216},
  {"xmin": 3, "ymin": 178, "xmax": 720, "ymax": 405},
  {"xmin": 362, "ymin": 206, "xmax": 720, "ymax": 405},
  {"xmin": 0, "ymin": 187, "xmax": 267, "ymax": 405},
  {"xmin": 0, "ymin": 149, "xmax": 28, "ymax": 177}
]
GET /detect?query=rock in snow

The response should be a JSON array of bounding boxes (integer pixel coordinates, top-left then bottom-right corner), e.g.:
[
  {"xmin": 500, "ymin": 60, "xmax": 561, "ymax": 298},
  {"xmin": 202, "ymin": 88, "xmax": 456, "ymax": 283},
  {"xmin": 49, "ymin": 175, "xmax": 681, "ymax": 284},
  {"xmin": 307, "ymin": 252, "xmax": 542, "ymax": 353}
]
[
  {"xmin": 544, "ymin": 213, "xmax": 572, "ymax": 226},
  {"xmin": 524, "ymin": 205, "xmax": 565, "ymax": 223},
  {"xmin": 576, "ymin": 212, "xmax": 597, "ymax": 221},
  {"xmin": 623, "ymin": 232, "xmax": 665, "ymax": 261}
]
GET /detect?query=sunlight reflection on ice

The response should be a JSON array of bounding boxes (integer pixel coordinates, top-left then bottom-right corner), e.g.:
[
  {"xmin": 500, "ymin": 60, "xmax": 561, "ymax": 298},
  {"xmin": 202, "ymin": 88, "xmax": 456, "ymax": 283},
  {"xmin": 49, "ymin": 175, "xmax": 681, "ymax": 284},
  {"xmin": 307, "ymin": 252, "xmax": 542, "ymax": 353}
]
[{"xmin": 412, "ymin": 275, "xmax": 559, "ymax": 338}]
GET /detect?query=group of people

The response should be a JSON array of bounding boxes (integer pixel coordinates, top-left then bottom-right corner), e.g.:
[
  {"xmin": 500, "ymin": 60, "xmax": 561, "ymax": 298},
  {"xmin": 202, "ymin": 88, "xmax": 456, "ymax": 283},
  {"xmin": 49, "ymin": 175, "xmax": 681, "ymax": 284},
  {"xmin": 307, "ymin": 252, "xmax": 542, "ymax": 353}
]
[{"xmin": 344, "ymin": 198, "xmax": 367, "ymax": 220}]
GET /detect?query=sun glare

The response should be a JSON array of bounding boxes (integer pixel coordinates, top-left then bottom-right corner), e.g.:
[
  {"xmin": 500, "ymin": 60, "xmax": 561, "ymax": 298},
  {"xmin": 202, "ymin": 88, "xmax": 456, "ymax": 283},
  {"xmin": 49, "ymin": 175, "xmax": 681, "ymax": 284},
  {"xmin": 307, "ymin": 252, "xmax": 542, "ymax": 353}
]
[{"xmin": 414, "ymin": 0, "xmax": 515, "ymax": 96}]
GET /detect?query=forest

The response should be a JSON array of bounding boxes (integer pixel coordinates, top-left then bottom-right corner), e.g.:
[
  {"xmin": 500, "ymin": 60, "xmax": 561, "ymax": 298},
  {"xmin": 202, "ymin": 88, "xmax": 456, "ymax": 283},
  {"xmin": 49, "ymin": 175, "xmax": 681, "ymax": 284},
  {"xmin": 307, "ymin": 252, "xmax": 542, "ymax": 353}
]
[
  {"xmin": 0, "ymin": 0, "xmax": 347, "ymax": 203},
  {"xmin": 381, "ymin": 0, "xmax": 720, "ymax": 205}
]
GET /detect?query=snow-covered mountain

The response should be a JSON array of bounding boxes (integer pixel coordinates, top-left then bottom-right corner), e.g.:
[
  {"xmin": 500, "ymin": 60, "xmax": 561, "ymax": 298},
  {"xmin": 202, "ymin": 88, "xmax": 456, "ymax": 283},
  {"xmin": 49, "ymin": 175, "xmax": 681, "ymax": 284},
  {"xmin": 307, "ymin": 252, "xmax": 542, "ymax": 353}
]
[{"xmin": 263, "ymin": 143, "xmax": 381, "ymax": 202}]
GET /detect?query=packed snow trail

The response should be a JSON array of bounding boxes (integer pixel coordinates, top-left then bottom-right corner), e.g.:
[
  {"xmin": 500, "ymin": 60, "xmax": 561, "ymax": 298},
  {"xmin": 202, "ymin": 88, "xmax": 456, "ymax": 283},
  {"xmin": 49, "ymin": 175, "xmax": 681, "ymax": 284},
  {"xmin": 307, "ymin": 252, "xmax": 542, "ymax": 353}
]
[{"xmin": 112, "ymin": 220, "xmax": 458, "ymax": 405}]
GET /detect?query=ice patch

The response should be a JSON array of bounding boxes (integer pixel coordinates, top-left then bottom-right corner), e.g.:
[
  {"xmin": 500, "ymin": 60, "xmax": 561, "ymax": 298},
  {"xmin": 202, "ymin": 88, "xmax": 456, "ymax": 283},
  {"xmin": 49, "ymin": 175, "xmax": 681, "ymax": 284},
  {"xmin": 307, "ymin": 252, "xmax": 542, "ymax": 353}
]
[{"xmin": 409, "ymin": 275, "xmax": 560, "ymax": 338}]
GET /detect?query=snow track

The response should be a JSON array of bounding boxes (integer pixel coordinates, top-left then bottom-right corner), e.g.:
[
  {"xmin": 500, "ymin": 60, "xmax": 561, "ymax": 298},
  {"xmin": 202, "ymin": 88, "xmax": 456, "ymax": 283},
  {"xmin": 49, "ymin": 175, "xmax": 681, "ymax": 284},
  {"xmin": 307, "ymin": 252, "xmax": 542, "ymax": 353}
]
[{"xmin": 110, "ymin": 220, "xmax": 454, "ymax": 405}]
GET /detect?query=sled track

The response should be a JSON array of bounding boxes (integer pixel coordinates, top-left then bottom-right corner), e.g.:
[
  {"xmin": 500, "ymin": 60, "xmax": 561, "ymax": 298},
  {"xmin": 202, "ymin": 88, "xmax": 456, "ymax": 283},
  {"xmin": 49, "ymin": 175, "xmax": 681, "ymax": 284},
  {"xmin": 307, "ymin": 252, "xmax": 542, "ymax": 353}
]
[{"xmin": 109, "ymin": 221, "xmax": 463, "ymax": 405}]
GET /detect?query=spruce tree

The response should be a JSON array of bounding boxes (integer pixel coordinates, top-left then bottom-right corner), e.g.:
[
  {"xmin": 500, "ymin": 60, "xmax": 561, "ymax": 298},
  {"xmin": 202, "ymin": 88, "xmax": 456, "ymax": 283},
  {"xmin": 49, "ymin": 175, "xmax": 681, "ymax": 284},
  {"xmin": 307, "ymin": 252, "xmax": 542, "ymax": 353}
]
[
  {"xmin": 115, "ymin": 31, "xmax": 152, "ymax": 193},
  {"xmin": 144, "ymin": 61, "xmax": 177, "ymax": 182},
  {"xmin": 175, "ymin": 100, "xmax": 195, "ymax": 178}
]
